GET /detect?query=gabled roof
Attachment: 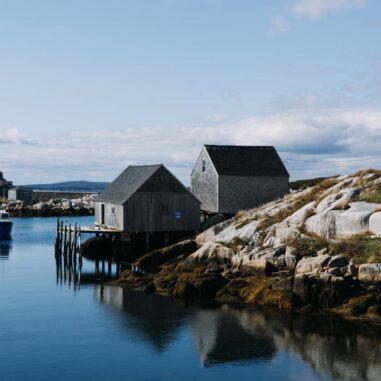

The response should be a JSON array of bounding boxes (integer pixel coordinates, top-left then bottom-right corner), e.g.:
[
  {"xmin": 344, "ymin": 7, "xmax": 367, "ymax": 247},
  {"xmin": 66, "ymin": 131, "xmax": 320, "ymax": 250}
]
[
  {"xmin": 97, "ymin": 164, "xmax": 199, "ymax": 204},
  {"xmin": 204, "ymin": 145, "xmax": 289, "ymax": 177}
]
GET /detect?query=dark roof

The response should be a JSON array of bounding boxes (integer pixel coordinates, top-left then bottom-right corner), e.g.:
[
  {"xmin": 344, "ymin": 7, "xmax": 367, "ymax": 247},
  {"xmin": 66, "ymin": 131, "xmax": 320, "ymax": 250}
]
[
  {"xmin": 204, "ymin": 145, "xmax": 289, "ymax": 177},
  {"xmin": 97, "ymin": 164, "xmax": 199, "ymax": 204}
]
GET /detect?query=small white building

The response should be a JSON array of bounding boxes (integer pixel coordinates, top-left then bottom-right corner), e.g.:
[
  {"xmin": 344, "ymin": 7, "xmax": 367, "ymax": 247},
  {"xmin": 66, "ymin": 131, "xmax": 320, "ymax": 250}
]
[{"xmin": 8, "ymin": 187, "xmax": 34, "ymax": 204}]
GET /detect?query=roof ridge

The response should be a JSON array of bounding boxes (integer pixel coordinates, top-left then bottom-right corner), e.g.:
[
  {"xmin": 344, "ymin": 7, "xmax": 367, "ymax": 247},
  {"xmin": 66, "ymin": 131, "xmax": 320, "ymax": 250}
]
[{"xmin": 202, "ymin": 145, "xmax": 289, "ymax": 177}]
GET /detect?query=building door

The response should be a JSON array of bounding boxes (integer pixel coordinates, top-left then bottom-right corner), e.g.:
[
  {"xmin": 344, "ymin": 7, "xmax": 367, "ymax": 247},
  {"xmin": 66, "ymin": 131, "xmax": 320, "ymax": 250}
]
[{"xmin": 101, "ymin": 204, "xmax": 105, "ymax": 225}]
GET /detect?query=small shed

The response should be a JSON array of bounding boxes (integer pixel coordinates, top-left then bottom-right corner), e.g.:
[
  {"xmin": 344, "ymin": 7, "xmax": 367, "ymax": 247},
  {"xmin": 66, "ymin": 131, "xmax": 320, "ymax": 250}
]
[
  {"xmin": 191, "ymin": 145, "xmax": 289, "ymax": 215},
  {"xmin": 95, "ymin": 164, "xmax": 201, "ymax": 233},
  {"xmin": 8, "ymin": 187, "xmax": 33, "ymax": 204}
]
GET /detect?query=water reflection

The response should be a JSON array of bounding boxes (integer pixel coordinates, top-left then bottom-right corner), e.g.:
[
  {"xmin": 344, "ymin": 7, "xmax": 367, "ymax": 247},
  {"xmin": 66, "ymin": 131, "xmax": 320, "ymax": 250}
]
[
  {"xmin": 95, "ymin": 287, "xmax": 187, "ymax": 351},
  {"xmin": 0, "ymin": 239, "xmax": 12, "ymax": 259},
  {"xmin": 95, "ymin": 285, "xmax": 381, "ymax": 380},
  {"xmin": 55, "ymin": 247, "xmax": 123, "ymax": 290}
]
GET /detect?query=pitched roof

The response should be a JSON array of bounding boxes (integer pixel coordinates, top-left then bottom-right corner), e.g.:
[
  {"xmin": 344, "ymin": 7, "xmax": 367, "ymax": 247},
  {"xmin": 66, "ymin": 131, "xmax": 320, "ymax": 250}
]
[
  {"xmin": 97, "ymin": 164, "xmax": 199, "ymax": 204},
  {"xmin": 204, "ymin": 145, "xmax": 289, "ymax": 177}
]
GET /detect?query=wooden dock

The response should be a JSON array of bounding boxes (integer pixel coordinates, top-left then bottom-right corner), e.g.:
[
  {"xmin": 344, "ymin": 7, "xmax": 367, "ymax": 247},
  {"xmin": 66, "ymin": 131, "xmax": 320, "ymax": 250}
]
[
  {"xmin": 55, "ymin": 218, "xmax": 127, "ymax": 290},
  {"xmin": 55, "ymin": 219, "xmax": 126, "ymax": 251}
]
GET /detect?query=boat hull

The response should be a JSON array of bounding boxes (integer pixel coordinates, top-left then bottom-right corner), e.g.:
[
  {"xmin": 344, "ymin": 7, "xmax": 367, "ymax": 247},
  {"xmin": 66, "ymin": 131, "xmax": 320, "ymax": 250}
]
[{"xmin": 0, "ymin": 221, "xmax": 13, "ymax": 239}]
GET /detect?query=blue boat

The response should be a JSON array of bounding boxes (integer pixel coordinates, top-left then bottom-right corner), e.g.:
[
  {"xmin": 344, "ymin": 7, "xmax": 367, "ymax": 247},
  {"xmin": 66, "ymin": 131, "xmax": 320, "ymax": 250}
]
[{"xmin": 0, "ymin": 210, "xmax": 13, "ymax": 239}]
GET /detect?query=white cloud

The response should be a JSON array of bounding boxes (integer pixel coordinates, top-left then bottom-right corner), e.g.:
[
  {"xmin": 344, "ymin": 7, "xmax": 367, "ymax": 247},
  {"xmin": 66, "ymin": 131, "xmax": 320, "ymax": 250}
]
[
  {"xmin": 292, "ymin": 0, "xmax": 366, "ymax": 19},
  {"xmin": 269, "ymin": 0, "xmax": 366, "ymax": 34},
  {"xmin": 0, "ymin": 128, "xmax": 35, "ymax": 145},
  {"xmin": 269, "ymin": 16, "xmax": 290, "ymax": 34},
  {"xmin": 2, "ymin": 106, "xmax": 381, "ymax": 184},
  {"xmin": 207, "ymin": 113, "xmax": 227, "ymax": 122}
]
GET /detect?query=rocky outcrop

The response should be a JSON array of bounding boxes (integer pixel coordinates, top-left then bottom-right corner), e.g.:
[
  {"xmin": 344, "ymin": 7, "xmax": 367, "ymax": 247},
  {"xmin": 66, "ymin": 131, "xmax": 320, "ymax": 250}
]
[
  {"xmin": 116, "ymin": 170, "xmax": 381, "ymax": 322},
  {"xmin": 135, "ymin": 240, "xmax": 197, "ymax": 270},
  {"xmin": 1, "ymin": 194, "xmax": 96, "ymax": 216}
]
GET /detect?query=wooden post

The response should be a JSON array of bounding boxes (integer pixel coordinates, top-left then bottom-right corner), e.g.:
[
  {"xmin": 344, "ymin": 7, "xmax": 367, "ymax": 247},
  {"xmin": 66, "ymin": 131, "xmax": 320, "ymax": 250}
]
[
  {"xmin": 78, "ymin": 225, "xmax": 82, "ymax": 255},
  {"xmin": 60, "ymin": 220, "xmax": 64, "ymax": 252},
  {"xmin": 73, "ymin": 224, "xmax": 78, "ymax": 254},
  {"xmin": 145, "ymin": 232, "xmax": 150, "ymax": 252},
  {"xmin": 55, "ymin": 218, "xmax": 60, "ymax": 250},
  {"xmin": 63, "ymin": 224, "xmax": 68, "ymax": 255},
  {"xmin": 108, "ymin": 260, "xmax": 112, "ymax": 277},
  {"xmin": 68, "ymin": 224, "xmax": 72, "ymax": 254}
]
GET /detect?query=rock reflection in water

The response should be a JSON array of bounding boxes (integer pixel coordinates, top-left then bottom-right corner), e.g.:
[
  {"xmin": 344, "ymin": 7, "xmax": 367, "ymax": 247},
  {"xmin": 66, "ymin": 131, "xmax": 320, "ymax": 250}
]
[
  {"xmin": 0, "ymin": 240, "xmax": 12, "ymax": 259},
  {"xmin": 95, "ymin": 286, "xmax": 381, "ymax": 380},
  {"xmin": 189, "ymin": 309, "xmax": 275, "ymax": 367},
  {"xmin": 237, "ymin": 309, "xmax": 381, "ymax": 381},
  {"xmin": 95, "ymin": 286, "xmax": 276, "ymax": 363}
]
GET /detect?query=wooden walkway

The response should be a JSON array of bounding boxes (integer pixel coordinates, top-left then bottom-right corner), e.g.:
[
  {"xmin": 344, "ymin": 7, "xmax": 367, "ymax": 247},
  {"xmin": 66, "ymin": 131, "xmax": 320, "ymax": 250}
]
[{"xmin": 55, "ymin": 219, "xmax": 126, "ymax": 255}]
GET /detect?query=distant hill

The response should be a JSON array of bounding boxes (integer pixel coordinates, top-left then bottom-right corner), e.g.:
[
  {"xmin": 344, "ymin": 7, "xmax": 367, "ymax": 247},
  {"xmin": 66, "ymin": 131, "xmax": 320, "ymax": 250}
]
[{"xmin": 21, "ymin": 181, "xmax": 110, "ymax": 192}]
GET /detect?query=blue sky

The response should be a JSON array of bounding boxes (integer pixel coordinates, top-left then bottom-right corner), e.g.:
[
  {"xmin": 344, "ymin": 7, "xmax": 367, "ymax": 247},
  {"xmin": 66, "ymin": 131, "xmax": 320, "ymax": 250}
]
[{"xmin": 0, "ymin": 0, "xmax": 381, "ymax": 184}]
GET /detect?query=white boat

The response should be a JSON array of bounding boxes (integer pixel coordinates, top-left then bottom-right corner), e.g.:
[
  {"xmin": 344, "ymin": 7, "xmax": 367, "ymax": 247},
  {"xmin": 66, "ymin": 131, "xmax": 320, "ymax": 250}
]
[{"xmin": 0, "ymin": 210, "xmax": 13, "ymax": 239}]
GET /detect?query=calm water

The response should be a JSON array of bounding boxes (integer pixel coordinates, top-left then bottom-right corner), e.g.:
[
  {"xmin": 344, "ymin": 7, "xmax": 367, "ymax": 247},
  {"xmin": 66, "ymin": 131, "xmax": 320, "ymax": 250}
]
[{"xmin": 0, "ymin": 217, "xmax": 380, "ymax": 381}]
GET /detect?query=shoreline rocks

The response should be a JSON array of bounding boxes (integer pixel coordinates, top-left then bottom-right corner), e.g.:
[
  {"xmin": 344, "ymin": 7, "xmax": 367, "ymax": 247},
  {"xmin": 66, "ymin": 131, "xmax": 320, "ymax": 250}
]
[
  {"xmin": 113, "ymin": 170, "xmax": 381, "ymax": 324},
  {"xmin": 1, "ymin": 194, "xmax": 96, "ymax": 217}
]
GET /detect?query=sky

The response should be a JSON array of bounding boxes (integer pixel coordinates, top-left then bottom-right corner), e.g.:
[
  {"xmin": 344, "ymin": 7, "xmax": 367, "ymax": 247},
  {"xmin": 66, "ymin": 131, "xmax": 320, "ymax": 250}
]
[{"xmin": 1, "ymin": 0, "xmax": 381, "ymax": 185}]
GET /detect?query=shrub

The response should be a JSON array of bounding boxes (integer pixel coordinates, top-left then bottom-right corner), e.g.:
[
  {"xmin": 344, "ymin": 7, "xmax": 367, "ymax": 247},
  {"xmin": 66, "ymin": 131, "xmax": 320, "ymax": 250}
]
[
  {"xmin": 288, "ymin": 235, "xmax": 329, "ymax": 258},
  {"xmin": 330, "ymin": 234, "xmax": 381, "ymax": 264},
  {"xmin": 289, "ymin": 233, "xmax": 381, "ymax": 264}
]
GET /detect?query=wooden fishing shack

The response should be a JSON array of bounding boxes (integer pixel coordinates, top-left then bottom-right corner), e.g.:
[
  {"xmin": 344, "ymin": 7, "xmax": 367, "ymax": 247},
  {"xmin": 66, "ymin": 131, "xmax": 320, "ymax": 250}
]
[{"xmin": 95, "ymin": 164, "xmax": 201, "ymax": 241}]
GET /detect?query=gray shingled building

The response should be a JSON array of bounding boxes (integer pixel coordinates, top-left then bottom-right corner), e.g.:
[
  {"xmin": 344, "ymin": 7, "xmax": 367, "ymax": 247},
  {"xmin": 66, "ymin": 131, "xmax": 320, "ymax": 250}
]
[
  {"xmin": 191, "ymin": 145, "xmax": 289, "ymax": 215},
  {"xmin": 95, "ymin": 164, "xmax": 200, "ymax": 233},
  {"xmin": 8, "ymin": 187, "xmax": 33, "ymax": 204}
]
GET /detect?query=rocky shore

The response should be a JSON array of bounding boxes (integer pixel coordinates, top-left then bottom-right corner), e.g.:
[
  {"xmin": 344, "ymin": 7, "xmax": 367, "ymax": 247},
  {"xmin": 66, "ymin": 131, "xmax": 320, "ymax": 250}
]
[
  {"xmin": 1, "ymin": 194, "xmax": 96, "ymax": 217},
  {"xmin": 115, "ymin": 170, "xmax": 381, "ymax": 323}
]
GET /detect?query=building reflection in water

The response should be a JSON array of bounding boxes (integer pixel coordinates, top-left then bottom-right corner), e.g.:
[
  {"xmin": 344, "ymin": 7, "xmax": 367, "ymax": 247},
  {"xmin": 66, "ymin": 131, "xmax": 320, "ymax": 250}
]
[
  {"xmin": 0, "ymin": 239, "xmax": 12, "ymax": 260},
  {"xmin": 94, "ymin": 285, "xmax": 381, "ymax": 380},
  {"xmin": 55, "ymin": 247, "xmax": 122, "ymax": 291},
  {"xmin": 95, "ymin": 286, "xmax": 188, "ymax": 351}
]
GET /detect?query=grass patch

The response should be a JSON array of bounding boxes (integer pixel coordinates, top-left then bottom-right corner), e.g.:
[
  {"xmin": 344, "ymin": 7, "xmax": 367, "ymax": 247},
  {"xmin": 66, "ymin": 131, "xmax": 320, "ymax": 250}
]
[
  {"xmin": 234, "ymin": 213, "xmax": 259, "ymax": 229},
  {"xmin": 256, "ymin": 178, "xmax": 337, "ymax": 232},
  {"xmin": 330, "ymin": 234, "xmax": 381, "ymax": 264},
  {"xmin": 289, "ymin": 233, "xmax": 381, "ymax": 264},
  {"xmin": 352, "ymin": 169, "xmax": 381, "ymax": 177},
  {"xmin": 290, "ymin": 177, "xmax": 331, "ymax": 191},
  {"xmin": 256, "ymin": 206, "xmax": 297, "ymax": 231},
  {"xmin": 288, "ymin": 235, "xmax": 329, "ymax": 258},
  {"xmin": 356, "ymin": 182, "xmax": 381, "ymax": 204}
]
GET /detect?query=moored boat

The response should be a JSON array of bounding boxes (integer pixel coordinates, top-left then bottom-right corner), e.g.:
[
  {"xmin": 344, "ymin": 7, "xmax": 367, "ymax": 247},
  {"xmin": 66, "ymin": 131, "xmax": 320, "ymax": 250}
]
[{"xmin": 0, "ymin": 210, "xmax": 13, "ymax": 239}]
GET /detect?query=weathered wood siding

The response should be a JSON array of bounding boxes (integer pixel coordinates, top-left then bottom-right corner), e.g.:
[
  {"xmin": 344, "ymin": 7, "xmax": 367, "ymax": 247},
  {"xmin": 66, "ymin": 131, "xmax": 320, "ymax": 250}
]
[
  {"xmin": 95, "ymin": 202, "xmax": 124, "ymax": 230},
  {"xmin": 191, "ymin": 147, "xmax": 218, "ymax": 213},
  {"xmin": 218, "ymin": 176, "xmax": 289, "ymax": 214},
  {"xmin": 124, "ymin": 192, "xmax": 200, "ymax": 232},
  {"xmin": 8, "ymin": 189, "xmax": 33, "ymax": 204}
]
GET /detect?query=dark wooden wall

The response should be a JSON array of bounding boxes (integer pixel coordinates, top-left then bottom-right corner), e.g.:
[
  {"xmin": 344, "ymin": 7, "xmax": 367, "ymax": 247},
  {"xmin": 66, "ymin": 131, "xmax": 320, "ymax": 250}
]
[{"xmin": 124, "ymin": 191, "xmax": 200, "ymax": 233}]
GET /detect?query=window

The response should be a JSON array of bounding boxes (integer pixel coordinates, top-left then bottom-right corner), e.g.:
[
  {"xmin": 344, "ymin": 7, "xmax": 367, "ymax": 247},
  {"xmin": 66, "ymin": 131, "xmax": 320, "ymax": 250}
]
[
  {"xmin": 161, "ymin": 204, "xmax": 169, "ymax": 213},
  {"xmin": 111, "ymin": 206, "xmax": 115, "ymax": 215},
  {"xmin": 202, "ymin": 160, "xmax": 206, "ymax": 173}
]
